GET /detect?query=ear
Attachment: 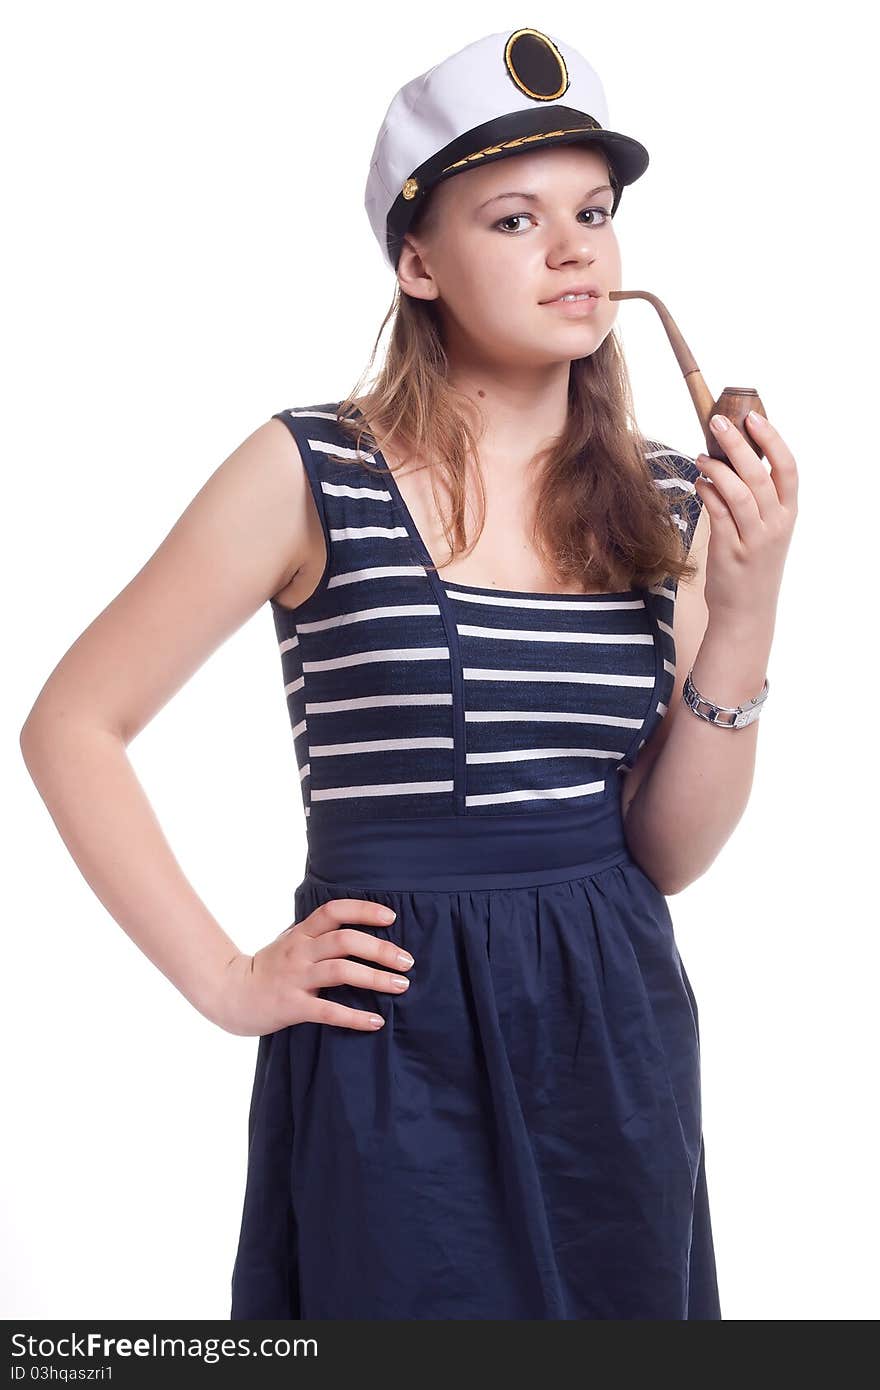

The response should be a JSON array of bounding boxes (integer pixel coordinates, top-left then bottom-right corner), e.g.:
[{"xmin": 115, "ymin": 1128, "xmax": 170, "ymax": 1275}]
[{"xmin": 396, "ymin": 236, "xmax": 438, "ymax": 303}]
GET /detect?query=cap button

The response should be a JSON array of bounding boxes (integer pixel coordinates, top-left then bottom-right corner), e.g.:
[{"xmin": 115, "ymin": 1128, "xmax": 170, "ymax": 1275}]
[{"xmin": 402, "ymin": 177, "xmax": 419, "ymax": 200}]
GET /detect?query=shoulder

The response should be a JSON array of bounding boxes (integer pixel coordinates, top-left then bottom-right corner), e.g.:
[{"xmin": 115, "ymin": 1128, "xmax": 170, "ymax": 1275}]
[
  {"xmin": 196, "ymin": 411, "xmax": 321, "ymax": 592},
  {"xmin": 208, "ymin": 406, "xmax": 339, "ymax": 595}
]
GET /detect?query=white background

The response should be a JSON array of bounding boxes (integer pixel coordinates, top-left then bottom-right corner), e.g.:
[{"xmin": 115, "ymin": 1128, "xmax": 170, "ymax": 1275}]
[{"xmin": 4, "ymin": 1, "xmax": 877, "ymax": 1320}]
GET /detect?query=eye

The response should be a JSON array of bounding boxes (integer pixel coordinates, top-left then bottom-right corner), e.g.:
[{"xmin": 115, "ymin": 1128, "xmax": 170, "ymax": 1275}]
[{"xmin": 494, "ymin": 207, "xmax": 612, "ymax": 233}]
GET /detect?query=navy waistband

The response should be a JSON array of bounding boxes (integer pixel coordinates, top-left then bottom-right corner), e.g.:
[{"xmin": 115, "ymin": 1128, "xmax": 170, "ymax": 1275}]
[{"xmin": 303, "ymin": 793, "xmax": 632, "ymax": 891}]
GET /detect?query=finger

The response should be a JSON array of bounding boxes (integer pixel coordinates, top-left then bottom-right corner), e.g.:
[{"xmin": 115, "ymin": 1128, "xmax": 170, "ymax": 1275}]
[
  {"xmin": 709, "ymin": 415, "xmax": 777, "ymax": 524},
  {"xmin": 301, "ymin": 996, "xmax": 387, "ymax": 1031},
  {"xmin": 310, "ymin": 925, "xmax": 414, "ymax": 970},
  {"xmin": 743, "ymin": 411, "xmax": 799, "ymax": 512},
  {"xmin": 694, "ymin": 468, "xmax": 741, "ymax": 544},
  {"xmin": 303, "ymin": 898, "xmax": 398, "ymax": 939},
  {"xmin": 696, "ymin": 449, "xmax": 761, "ymax": 544},
  {"xmin": 309, "ymin": 956, "xmax": 411, "ymax": 994}
]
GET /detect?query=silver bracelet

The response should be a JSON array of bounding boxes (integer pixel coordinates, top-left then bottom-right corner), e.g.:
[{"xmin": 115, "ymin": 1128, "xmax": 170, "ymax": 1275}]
[{"xmin": 682, "ymin": 668, "xmax": 769, "ymax": 729}]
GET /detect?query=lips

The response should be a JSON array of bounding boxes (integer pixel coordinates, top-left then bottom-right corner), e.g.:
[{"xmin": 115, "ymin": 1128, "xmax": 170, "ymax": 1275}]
[{"xmin": 540, "ymin": 285, "xmax": 601, "ymax": 304}]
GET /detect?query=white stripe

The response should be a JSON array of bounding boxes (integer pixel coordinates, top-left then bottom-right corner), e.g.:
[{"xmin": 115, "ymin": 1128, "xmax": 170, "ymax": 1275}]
[
  {"xmin": 292, "ymin": 718, "xmax": 307, "ymax": 739},
  {"xmin": 306, "ymin": 693, "xmax": 452, "ymax": 714},
  {"xmin": 657, "ymin": 619, "xmax": 673, "ymax": 638},
  {"xmin": 286, "ymin": 409, "xmax": 353, "ymax": 420},
  {"xmin": 465, "ymin": 780, "xmax": 606, "ymax": 806},
  {"xmin": 328, "ymin": 565, "xmax": 428, "ymax": 588},
  {"xmin": 646, "ymin": 446, "xmax": 695, "ymax": 459},
  {"xmin": 653, "ymin": 474, "xmax": 697, "ymax": 495},
  {"xmin": 467, "ymin": 747, "xmax": 624, "ymax": 765},
  {"xmin": 445, "ymin": 588, "xmax": 645, "ymax": 610},
  {"xmin": 303, "ymin": 647, "xmax": 449, "ymax": 673},
  {"xmin": 311, "ymin": 737, "xmax": 454, "ymax": 756},
  {"xmin": 321, "ymin": 480, "xmax": 392, "ymax": 501},
  {"xmin": 297, "ymin": 604, "xmax": 441, "ymax": 633},
  {"xmin": 307, "ymin": 437, "xmax": 376, "ymax": 463},
  {"xmin": 311, "ymin": 779, "xmax": 454, "ymax": 802},
  {"xmin": 663, "ymin": 658, "xmax": 675, "ymax": 675},
  {"xmin": 279, "ymin": 634, "xmax": 299, "ymax": 653},
  {"xmin": 463, "ymin": 667, "xmax": 656, "ymax": 687},
  {"xmin": 330, "ymin": 524, "xmax": 408, "ymax": 541},
  {"xmin": 283, "ymin": 675, "xmax": 304, "ymax": 696},
  {"xmin": 465, "ymin": 709, "xmax": 641, "ymax": 729},
  {"xmin": 456, "ymin": 623, "xmax": 655, "ymax": 646}
]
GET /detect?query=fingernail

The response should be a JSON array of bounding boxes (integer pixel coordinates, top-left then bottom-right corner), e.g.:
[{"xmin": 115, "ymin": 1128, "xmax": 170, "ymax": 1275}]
[
  {"xmin": 379, "ymin": 907, "xmax": 396, "ymax": 921},
  {"xmin": 396, "ymin": 951, "xmax": 414, "ymax": 966},
  {"xmin": 391, "ymin": 976, "xmax": 410, "ymax": 990},
  {"xmin": 370, "ymin": 1015, "xmax": 385, "ymax": 1028},
  {"xmin": 748, "ymin": 409, "xmax": 764, "ymax": 424},
  {"xmin": 710, "ymin": 414, "xmax": 729, "ymax": 432}
]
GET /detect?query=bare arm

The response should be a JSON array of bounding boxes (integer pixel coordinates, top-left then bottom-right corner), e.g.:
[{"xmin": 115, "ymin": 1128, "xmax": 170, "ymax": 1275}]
[
  {"xmin": 19, "ymin": 417, "xmax": 320, "ymax": 1026},
  {"xmin": 621, "ymin": 407, "xmax": 798, "ymax": 896},
  {"xmin": 621, "ymin": 498, "xmax": 773, "ymax": 895}
]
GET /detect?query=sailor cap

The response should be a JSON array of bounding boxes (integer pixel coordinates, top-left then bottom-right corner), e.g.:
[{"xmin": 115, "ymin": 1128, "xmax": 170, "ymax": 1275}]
[{"xmin": 365, "ymin": 26, "xmax": 650, "ymax": 270}]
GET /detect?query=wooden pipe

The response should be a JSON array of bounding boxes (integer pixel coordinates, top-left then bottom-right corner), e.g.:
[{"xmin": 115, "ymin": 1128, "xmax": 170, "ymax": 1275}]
[{"xmin": 608, "ymin": 289, "xmax": 766, "ymax": 464}]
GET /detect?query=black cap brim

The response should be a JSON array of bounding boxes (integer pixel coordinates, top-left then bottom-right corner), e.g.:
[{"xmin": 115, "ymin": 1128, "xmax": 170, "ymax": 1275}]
[{"xmin": 387, "ymin": 104, "xmax": 650, "ymax": 269}]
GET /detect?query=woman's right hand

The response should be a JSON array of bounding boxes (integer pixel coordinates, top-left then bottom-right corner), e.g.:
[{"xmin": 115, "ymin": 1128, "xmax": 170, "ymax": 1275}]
[{"xmin": 212, "ymin": 898, "xmax": 414, "ymax": 1037}]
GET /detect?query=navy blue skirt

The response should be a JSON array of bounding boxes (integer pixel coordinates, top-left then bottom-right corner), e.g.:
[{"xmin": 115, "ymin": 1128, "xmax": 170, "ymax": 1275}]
[{"xmin": 230, "ymin": 796, "xmax": 721, "ymax": 1319}]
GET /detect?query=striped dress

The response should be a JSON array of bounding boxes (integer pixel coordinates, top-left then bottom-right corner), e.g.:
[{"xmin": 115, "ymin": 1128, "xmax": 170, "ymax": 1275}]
[{"xmin": 230, "ymin": 401, "xmax": 722, "ymax": 1320}]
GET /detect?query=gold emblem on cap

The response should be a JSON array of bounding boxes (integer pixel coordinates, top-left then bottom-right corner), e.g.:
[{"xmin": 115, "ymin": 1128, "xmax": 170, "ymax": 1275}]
[
  {"xmin": 401, "ymin": 176, "xmax": 419, "ymax": 200},
  {"xmin": 505, "ymin": 28, "xmax": 568, "ymax": 101}
]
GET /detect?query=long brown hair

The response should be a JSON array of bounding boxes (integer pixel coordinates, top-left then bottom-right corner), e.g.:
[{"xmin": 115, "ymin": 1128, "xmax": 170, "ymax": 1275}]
[{"xmin": 333, "ymin": 183, "xmax": 699, "ymax": 594}]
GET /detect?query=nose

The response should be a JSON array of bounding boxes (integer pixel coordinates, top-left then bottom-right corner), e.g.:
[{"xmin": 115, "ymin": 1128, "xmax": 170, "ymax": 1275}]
[{"xmin": 546, "ymin": 225, "xmax": 599, "ymax": 268}]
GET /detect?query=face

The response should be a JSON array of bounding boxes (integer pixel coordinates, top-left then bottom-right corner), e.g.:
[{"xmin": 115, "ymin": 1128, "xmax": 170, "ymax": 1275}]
[{"xmin": 398, "ymin": 143, "xmax": 622, "ymax": 368}]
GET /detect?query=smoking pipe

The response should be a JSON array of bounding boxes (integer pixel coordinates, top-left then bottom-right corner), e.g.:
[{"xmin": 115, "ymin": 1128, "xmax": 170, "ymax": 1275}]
[{"xmin": 608, "ymin": 289, "xmax": 767, "ymax": 464}]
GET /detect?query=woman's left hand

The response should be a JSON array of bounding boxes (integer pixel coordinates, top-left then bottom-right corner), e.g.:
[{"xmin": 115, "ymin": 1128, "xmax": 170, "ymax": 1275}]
[{"xmin": 694, "ymin": 410, "xmax": 799, "ymax": 630}]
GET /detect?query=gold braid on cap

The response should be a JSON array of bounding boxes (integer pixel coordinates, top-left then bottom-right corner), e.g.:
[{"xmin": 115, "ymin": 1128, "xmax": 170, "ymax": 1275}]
[
  {"xmin": 440, "ymin": 120, "xmax": 603, "ymax": 175},
  {"xmin": 401, "ymin": 120, "xmax": 605, "ymax": 200}
]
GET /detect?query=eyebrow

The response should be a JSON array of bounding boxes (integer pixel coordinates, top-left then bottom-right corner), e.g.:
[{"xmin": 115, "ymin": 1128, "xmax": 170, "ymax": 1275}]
[{"xmin": 477, "ymin": 184, "xmax": 614, "ymax": 211}]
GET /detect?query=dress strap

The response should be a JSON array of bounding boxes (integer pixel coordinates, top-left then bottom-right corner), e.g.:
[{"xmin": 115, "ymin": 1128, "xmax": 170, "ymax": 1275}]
[
  {"xmin": 272, "ymin": 403, "xmax": 417, "ymax": 606},
  {"xmin": 645, "ymin": 441, "xmax": 705, "ymax": 559}
]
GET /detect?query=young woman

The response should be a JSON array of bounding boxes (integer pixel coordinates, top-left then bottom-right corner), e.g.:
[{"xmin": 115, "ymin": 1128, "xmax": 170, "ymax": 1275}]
[{"xmin": 20, "ymin": 28, "xmax": 797, "ymax": 1320}]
